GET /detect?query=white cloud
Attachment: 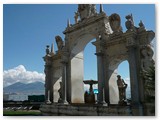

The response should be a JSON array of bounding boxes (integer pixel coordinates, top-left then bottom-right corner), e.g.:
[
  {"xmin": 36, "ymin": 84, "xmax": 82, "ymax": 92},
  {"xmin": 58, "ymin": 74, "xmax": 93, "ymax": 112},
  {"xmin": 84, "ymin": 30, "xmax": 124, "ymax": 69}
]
[{"xmin": 3, "ymin": 65, "xmax": 45, "ymax": 87}]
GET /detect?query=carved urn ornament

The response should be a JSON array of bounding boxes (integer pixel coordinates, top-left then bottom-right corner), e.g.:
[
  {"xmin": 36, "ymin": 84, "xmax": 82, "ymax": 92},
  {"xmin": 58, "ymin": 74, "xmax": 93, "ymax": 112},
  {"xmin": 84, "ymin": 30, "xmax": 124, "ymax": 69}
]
[
  {"xmin": 109, "ymin": 13, "xmax": 122, "ymax": 33},
  {"xmin": 46, "ymin": 45, "xmax": 50, "ymax": 55}
]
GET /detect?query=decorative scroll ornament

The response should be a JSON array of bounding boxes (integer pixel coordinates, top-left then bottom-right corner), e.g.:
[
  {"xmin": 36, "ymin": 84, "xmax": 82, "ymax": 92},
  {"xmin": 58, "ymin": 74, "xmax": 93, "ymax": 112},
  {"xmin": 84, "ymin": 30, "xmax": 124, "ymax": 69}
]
[
  {"xmin": 55, "ymin": 35, "xmax": 64, "ymax": 51},
  {"xmin": 109, "ymin": 13, "xmax": 122, "ymax": 33}
]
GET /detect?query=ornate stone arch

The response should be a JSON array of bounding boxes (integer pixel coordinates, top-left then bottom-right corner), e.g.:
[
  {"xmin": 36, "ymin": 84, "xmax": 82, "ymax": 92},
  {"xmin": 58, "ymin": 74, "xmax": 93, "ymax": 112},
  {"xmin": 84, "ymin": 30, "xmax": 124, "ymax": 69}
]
[{"xmin": 42, "ymin": 5, "xmax": 155, "ymax": 115}]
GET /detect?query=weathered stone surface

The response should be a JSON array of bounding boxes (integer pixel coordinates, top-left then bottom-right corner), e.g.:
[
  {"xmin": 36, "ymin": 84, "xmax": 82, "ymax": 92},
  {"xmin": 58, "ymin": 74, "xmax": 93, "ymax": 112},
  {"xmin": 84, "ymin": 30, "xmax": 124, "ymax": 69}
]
[
  {"xmin": 42, "ymin": 4, "xmax": 155, "ymax": 116},
  {"xmin": 40, "ymin": 104, "xmax": 132, "ymax": 116},
  {"xmin": 143, "ymin": 103, "xmax": 155, "ymax": 116}
]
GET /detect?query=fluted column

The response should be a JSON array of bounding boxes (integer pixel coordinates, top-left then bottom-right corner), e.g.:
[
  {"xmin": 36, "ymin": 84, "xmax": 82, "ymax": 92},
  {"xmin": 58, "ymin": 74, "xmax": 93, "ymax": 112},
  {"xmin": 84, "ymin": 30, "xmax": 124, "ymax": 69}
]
[
  {"xmin": 61, "ymin": 61, "xmax": 68, "ymax": 104},
  {"xmin": 104, "ymin": 59, "xmax": 110, "ymax": 104},
  {"xmin": 44, "ymin": 64, "xmax": 52, "ymax": 104},
  {"xmin": 126, "ymin": 35, "xmax": 143, "ymax": 115}
]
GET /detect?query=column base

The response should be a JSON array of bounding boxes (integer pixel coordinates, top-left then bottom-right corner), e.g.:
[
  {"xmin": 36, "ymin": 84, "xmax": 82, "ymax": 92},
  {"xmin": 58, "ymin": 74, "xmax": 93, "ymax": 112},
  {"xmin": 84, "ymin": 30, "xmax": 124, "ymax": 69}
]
[
  {"xmin": 98, "ymin": 100, "xmax": 107, "ymax": 105},
  {"xmin": 118, "ymin": 100, "xmax": 128, "ymax": 106},
  {"xmin": 58, "ymin": 98, "xmax": 63, "ymax": 103},
  {"xmin": 131, "ymin": 102, "xmax": 143, "ymax": 116},
  {"xmin": 46, "ymin": 100, "xmax": 52, "ymax": 105},
  {"xmin": 62, "ymin": 100, "xmax": 68, "ymax": 104}
]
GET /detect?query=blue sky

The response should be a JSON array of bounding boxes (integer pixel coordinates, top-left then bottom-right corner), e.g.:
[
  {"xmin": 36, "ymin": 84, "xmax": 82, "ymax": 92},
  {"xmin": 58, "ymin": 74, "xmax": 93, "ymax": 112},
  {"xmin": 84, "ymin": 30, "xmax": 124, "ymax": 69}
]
[{"xmin": 3, "ymin": 4, "xmax": 155, "ymax": 84}]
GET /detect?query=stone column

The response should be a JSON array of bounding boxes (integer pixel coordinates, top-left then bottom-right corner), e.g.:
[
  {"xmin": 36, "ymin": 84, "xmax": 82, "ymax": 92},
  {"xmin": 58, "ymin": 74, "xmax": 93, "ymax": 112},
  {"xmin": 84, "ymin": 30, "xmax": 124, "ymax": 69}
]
[
  {"xmin": 95, "ymin": 51, "xmax": 106, "ymax": 104},
  {"xmin": 61, "ymin": 61, "xmax": 68, "ymax": 104},
  {"xmin": 50, "ymin": 67, "xmax": 54, "ymax": 103},
  {"xmin": 127, "ymin": 36, "xmax": 143, "ymax": 115},
  {"xmin": 46, "ymin": 90, "xmax": 51, "ymax": 104},
  {"xmin": 44, "ymin": 64, "xmax": 52, "ymax": 104},
  {"xmin": 104, "ymin": 60, "xmax": 110, "ymax": 104}
]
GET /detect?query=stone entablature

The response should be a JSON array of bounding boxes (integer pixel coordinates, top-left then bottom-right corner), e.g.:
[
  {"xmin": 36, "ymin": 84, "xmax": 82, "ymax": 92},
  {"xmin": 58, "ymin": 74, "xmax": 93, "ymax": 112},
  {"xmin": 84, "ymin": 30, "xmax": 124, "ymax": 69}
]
[{"xmin": 64, "ymin": 12, "xmax": 108, "ymax": 34}]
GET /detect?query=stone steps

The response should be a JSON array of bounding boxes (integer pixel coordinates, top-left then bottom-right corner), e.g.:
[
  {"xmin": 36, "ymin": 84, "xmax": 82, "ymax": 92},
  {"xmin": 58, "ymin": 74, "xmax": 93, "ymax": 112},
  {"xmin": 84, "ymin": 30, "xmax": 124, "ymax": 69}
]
[{"xmin": 40, "ymin": 104, "xmax": 132, "ymax": 116}]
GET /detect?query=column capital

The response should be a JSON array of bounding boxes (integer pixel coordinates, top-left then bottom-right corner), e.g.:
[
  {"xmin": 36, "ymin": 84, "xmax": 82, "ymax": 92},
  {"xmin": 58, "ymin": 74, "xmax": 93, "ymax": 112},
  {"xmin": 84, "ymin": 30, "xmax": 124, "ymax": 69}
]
[
  {"xmin": 95, "ymin": 51, "xmax": 104, "ymax": 56},
  {"xmin": 125, "ymin": 31, "xmax": 138, "ymax": 48},
  {"xmin": 61, "ymin": 56, "xmax": 68, "ymax": 64},
  {"xmin": 61, "ymin": 50, "xmax": 69, "ymax": 64},
  {"xmin": 126, "ymin": 37, "xmax": 137, "ymax": 48},
  {"xmin": 61, "ymin": 60, "xmax": 68, "ymax": 65}
]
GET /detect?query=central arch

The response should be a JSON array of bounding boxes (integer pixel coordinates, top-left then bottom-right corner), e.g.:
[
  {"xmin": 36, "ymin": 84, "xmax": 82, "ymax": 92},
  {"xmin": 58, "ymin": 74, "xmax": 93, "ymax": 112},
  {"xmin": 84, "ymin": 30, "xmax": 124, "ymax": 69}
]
[
  {"xmin": 63, "ymin": 9, "xmax": 111, "ymax": 104},
  {"xmin": 69, "ymin": 33, "xmax": 96, "ymax": 103},
  {"xmin": 84, "ymin": 39, "xmax": 97, "ymax": 80}
]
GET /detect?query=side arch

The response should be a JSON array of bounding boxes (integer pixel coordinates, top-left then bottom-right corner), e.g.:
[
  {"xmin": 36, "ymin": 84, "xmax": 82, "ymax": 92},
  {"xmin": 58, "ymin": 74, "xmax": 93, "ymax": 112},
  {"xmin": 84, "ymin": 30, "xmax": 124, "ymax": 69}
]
[{"xmin": 107, "ymin": 55, "xmax": 129, "ymax": 104}]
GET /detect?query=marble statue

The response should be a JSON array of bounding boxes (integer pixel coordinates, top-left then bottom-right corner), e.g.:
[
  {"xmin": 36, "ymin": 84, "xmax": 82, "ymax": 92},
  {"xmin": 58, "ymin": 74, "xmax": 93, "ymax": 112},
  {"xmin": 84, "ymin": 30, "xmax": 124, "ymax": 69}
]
[
  {"xmin": 90, "ymin": 4, "xmax": 97, "ymax": 15},
  {"xmin": 58, "ymin": 81, "xmax": 63, "ymax": 103},
  {"xmin": 140, "ymin": 45, "xmax": 154, "ymax": 71},
  {"xmin": 138, "ymin": 20, "xmax": 145, "ymax": 33},
  {"xmin": 139, "ymin": 20, "xmax": 145, "ymax": 29},
  {"xmin": 117, "ymin": 75, "xmax": 127, "ymax": 104},
  {"xmin": 125, "ymin": 14, "xmax": 135, "ymax": 31}
]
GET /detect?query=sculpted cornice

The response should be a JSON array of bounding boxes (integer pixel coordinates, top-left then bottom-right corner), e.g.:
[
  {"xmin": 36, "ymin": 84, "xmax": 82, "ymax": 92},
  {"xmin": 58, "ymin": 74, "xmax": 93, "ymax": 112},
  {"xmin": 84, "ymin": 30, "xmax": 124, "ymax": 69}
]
[{"xmin": 63, "ymin": 13, "xmax": 107, "ymax": 34}]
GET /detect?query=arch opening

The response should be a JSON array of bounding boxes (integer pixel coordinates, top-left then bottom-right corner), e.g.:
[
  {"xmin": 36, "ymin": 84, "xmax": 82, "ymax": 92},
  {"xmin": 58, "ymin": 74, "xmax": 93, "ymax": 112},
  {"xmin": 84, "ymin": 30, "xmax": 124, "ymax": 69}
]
[
  {"xmin": 117, "ymin": 60, "xmax": 131, "ymax": 100},
  {"xmin": 70, "ymin": 34, "xmax": 97, "ymax": 103},
  {"xmin": 108, "ymin": 58, "xmax": 130, "ymax": 104},
  {"xmin": 83, "ymin": 39, "xmax": 98, "ymax": 102}
]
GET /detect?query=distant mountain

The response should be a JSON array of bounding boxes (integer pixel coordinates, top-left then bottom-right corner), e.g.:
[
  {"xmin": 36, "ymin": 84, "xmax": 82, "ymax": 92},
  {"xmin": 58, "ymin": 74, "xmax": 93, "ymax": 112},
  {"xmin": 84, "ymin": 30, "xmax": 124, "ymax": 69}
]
[{"xmin": 3, "ymin": 82, "xmax": 45, "ymax": 94}]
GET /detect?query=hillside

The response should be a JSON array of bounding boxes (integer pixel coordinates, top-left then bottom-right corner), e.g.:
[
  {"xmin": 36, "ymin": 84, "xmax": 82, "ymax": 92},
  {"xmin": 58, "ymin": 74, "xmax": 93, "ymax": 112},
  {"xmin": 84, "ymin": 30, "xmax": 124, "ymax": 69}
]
[{"xmin": 3, "ymin": 82, "xmax": 45, "ymax": 94}]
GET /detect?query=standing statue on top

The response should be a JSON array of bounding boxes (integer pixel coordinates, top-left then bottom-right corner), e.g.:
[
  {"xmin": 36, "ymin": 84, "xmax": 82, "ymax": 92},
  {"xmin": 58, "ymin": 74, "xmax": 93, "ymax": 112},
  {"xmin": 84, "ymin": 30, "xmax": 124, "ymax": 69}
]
[
  {"xmin": 125, "ymin": 14, "xmax": 136, "ymax": 31},
  {"xmin": 78, "ymin": 4, "xmax": 97, "ymax": 20},
  {"xmin": 117, "ymin": 75, "xmax": 128, "ymax": 105}
]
